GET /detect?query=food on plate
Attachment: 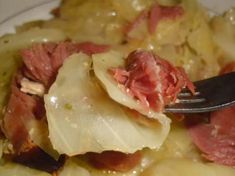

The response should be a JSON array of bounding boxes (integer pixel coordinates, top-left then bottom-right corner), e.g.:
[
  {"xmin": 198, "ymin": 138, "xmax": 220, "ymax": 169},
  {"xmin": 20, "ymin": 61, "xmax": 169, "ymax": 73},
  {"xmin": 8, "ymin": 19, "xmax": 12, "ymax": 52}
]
[
  {"xmin": 0, "ymin": 0, "xmax": 235, "ymax": 175},
  {"xmin": 45, "ymin": 52, "xmax": 170, "ymax": 155}
]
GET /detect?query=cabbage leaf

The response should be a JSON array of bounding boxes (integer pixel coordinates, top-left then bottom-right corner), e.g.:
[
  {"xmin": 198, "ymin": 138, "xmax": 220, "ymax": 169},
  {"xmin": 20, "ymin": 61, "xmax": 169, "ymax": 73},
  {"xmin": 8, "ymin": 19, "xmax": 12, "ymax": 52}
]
[
  {"xmin": 0, "ymin": 162, "xmax": 50, "ymax": 176},
  {"xmin": 45, "ymin": 53, "xmax": 170, "ymax": 156},
  {"xmin": 0, "ymin": 28, "xmax": 66, "ymax": 53},
  {"xmin": 59, "ymin": 159, "xmax": 90, "ymax": 176},
  {"xmin": 141, "ymin": 158, "xmax": 235, "ymax": 176}
]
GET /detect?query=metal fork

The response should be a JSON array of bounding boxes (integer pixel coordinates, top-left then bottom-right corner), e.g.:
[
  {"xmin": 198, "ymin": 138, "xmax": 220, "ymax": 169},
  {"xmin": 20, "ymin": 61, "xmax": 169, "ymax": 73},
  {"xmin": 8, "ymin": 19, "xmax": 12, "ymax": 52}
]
[{"xmin": 165, "ymin": 72, "xmax": 235, "ymax": 113}]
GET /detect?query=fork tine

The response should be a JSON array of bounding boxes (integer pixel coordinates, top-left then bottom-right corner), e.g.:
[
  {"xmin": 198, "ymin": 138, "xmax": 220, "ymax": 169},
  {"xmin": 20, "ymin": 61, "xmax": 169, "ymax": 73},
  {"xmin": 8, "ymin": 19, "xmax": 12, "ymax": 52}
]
[
  {"xmin": 165, "ymin": 72, "xmax": 235, "ymax": 113},
  {"xmin": 178, "ymin": 91, "xmax": 200, "ymax": 97},
  {"xmin": 177, "ymin": 97, "xmax": 206, "ymax": 103}
]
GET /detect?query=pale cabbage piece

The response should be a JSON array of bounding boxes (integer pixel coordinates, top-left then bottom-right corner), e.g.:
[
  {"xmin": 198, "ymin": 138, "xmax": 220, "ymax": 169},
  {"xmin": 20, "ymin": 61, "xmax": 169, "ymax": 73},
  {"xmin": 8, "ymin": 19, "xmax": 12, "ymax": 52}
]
[
  {"xmin": 110, "ymin": 0, "xmax": 154, "ymax": 21},
  {"xmin": 44, "ymin": 0, "xmax": 124, "ymax": 45},
  {"xmin": 0, "ymin": 162, "xmax": 50, "ymax": 176},
  {"xmin": 45, "ymin": 53, "xmax": 170, "ymax": 156},
  {"xmin": 143, "ymin": 122, "xmax": 201, "ymax": 163},
  {"xmin": 187, "ymin": 17, "xmax": 215, "ymax": 61},
  {"xmin": 140, "ymin": 158, "xmax": 235, "ymax": 176},
  {"xmin": 187, "ymin": 11, "xmax": 220, "ymax": 78},
  {"xmin": 59, "ymin": 159, "xmax": 90, "ymax": 176},
  {"xmin": 159, "ymin": 123, "xmax": 199, "ymax": 159},
  {"xmin": 211, "ymin": 15, "xmax": 235, "ymax": 60},
  {"xmin": 0, "ymin": 140, "xmax": 3, "ymax": 160},
  {"xmin": 59, "ymin": 157, "xmax": 144, "ymax": 176},
  {"xmin": 28, "ymin": 119, "xmax": 60, "ymax": 159},
  {"xmin": 0, "ymin": 28, "xmax": 66, "ymax": 53}
]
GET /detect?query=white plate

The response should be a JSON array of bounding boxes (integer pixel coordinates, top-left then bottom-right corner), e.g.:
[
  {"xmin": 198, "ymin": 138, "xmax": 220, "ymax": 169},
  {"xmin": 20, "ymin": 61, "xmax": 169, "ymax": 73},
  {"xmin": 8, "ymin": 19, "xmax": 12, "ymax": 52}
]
[
  {"xmin": 0, "ymin": 0, "xmax": 235, "ymax": 36},
  {"xmin": 0, "ymin": 0, "xmax": 59, "ymax": 36}
]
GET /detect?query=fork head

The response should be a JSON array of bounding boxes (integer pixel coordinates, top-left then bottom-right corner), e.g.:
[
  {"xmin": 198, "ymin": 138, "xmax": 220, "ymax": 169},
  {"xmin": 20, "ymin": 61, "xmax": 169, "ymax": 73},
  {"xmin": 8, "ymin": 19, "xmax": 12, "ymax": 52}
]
[{"xmin": 165, "ymin": 72, "xmax": 235, "ymax": 113}]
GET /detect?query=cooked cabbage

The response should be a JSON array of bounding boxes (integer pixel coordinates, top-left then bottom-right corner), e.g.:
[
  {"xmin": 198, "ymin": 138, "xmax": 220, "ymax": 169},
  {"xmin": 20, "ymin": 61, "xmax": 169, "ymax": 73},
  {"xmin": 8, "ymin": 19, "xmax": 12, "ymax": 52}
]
[
  {"xmin": 45, "ymin": 53, "xmax": 170, "ymax": 156},
  {"xmin": 0, "ymin": 140, "xmax": 3, "ymax": 160},
  {"xmin": 141, "ymin": 158, "xmax": 235, "ymax": 176},
  {"xmin": 28, "ymin": 119, "xmax": 60, "ymax": 159},
  {"xmin": 59, "ymin": 159, "xmax": 90, "ymax": 176},
  {"xmin": 0, "ymin": 162, "xmax": 50, "ymax": 176},
  {"xmin": 211, "ymin": 15, "xmax": 235, "ymax": 60},
  {"xmin": 0, "ymin": 28, "xmax": 66, "ymax": 53},
  {"xmin": 58, "ymin": 157, "xmax": 143, "ymax": 176},
  {"xmin": 110, "ymin": 0, "xmax": 154, "ymax": 21},
  {"xmin": 44, "ymin": 0, "xmax": 123, "ymax": 45}
]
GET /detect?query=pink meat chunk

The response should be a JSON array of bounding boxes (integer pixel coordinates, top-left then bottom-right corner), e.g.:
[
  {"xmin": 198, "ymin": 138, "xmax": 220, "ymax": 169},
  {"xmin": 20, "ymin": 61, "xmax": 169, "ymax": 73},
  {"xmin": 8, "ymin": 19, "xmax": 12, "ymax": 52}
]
[
  {"xmin": 110, "ymin": 50, "xmax": 194, "ymax": 112},
  {"xmin": 188, "ymin": 107, "xmax": 235, "ymax": 166},
  {"xmin": 2, "ymin": 72, "xmax": 44, "ymax": 153},
  {"xmin": 21, "ymin": 42, "xmax": 110, "ymax": 88}
]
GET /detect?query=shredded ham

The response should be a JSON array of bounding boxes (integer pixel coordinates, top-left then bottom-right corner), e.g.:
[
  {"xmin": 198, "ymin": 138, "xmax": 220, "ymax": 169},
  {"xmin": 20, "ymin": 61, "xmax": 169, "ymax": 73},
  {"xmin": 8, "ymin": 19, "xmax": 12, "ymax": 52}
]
[
  {"xmin": 124, "ymin": 3, "xmax": 184, "ymax": 37},
  {"xmin": 110, "ymin": 50, "xmax": 194, "ymax": 112}
]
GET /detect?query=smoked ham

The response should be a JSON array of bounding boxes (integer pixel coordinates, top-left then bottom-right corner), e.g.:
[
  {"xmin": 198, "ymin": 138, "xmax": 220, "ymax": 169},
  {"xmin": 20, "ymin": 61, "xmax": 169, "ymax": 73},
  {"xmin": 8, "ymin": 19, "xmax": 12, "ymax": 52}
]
[
  {"xmin": 21, "ymin": 42, "xmax": 110, "ymax": 88},
  {"xmin": 187, "ymin": 64, "xmax": 235, "ymax": 167},
  {"xmin": 110, "ymin": 50, "xmax": 194, "ymax": 112}
]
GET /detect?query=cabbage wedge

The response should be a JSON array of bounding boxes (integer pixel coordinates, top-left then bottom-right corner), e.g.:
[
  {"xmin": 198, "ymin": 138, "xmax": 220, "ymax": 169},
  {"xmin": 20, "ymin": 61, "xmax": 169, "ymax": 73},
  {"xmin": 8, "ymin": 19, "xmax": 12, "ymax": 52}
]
[{"xmin": 45, "ymin": 53, "xmax": 170, "ymax": 156}]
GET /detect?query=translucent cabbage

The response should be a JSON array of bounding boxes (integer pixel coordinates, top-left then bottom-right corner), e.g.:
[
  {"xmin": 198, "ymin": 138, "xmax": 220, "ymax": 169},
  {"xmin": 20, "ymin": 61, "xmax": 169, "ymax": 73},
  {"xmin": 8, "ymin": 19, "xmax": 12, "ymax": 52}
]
[
  {"xmin": 58, "ymin": 157, "xmax": 142, "ymax": 176},
  {"xmin": 187, "ymin": 9, "xmax": 219, "ymax": 78},
  {"xmin": 44, "ymin": 0, "xmax": 124, "ymax": 45},
  {"xmin": 59, "ymin": 159, "xmax": 90, "ymax": 176},
  {"xmin": 0, "ymin": 162, "xmax": 50, "ymax": 176},
  {"xmin": 0, "ymin": 140, "xmax": 3, "ymax": 160},
  {"xmin": 45, "ymin": 53, "xmax": 170, "ymax": 156},
  {"xmin": 211, "ymin": 16, "xmax": 235, "ymax": 60},
  {"xmin": 110, "ymin": 0, "xmax": 154, "ymax": 21},
  {"xmin": 141, "ymin": 158, "xmax": 235, "ymax": 176},
  {"xmin": 28, "ymin": 119, "xmax": 60, "ymax": 159},
  {"xmin": 0, "ymin": 28, "xmax": 66, "ymax": 53},
  {"xmin": 142, "ymin": 122, "xmax": 201, "ymax": 164},
  {"xmin": 152, "ymin": 16, "xmax": 189, "ymax": 46}
]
